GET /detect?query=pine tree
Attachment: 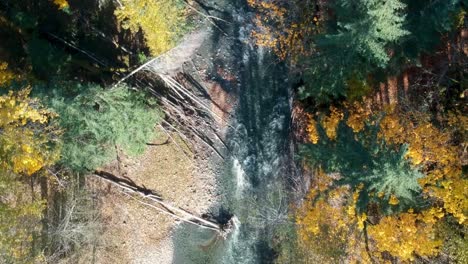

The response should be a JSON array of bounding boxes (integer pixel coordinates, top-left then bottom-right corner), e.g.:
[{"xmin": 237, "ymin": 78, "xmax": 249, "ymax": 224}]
[
  {"xmin": 41, "ymin": 83, "xmax": 162, "ymax": 172},
  {"xmin": 300, "ymin": 0, "xmax": 408, "ymax": 101},
  {"xmin": 399, "ymin": 0, "xmax": 464, "ymax": 60},
  {"xmin": 365, "ymin": 145, "xmax": 424, "ymax": 213},
  {"xmin": 301, "ymin": 104, "xmax": 428, "ymax": 214}
]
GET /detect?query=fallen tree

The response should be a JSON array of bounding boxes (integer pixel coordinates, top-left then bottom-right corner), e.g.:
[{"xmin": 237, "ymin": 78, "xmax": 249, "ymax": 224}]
[{"xmin": 92, "ymin": 170, "xmax": 233, "ymax": 236}]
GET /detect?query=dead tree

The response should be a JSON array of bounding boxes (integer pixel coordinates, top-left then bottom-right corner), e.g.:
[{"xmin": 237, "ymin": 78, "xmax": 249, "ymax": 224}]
[{"xmin": 92, "ymin": 170, "xmax": 235, "ymax": 235}]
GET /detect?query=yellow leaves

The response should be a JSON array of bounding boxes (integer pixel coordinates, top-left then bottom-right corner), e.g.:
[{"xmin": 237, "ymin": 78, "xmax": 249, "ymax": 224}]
[
  {"xmin": 297, "ymin": 171, "xmax": 366, "ymax": 261},
  {"xmin": 454, "ymin": 9, "xmax": 467, "ymax": 29},
  {"xmin": 248, "ymin": 0, "xmax": 317, "ymax": 60},
  {"xmin": 378, "ymin": 109, "xmax": 457, "ymax": 175},
  {"xmin": 388, "ymin": 194, "xmax": 399, "ymax": 205},
  {"xmin": 11, "ymin": 142, "xmax": 45, "ymax": 175},
  {"xmin": 420, "ymin": 207, "xmax": 445, "ymax": 224},
  {"xmin": 298, "ymin": 89, "xmax": 465, "ymax": 261},
  {"xmin": 447, "ymin": 110, "xmax": 468, "ymax": 130},
  {"xmin": 0, "ymin": 89, "xmax": 59, "ymax": 176},
  {"xmin": 368, "ymin": 211, "xmax": 443, "ymax": 261},
  {"xmin": 431, "ymin": 177, "xmax": 467, "ymax": 224},
  {"xmin": 345, "ymin": 101, "xmax": 370, "ymax": 133},
  {"xmin": 0, "ymin": 88, "xmax": 50, "ymax": 127},
  {"xmin": 406, "ymin": 145, "xmax": 424, "ymax": 165},
  {"xmin": 299, "ymin": 180, "xmax": 345, "ymax": 235},
  {"xmin": 321, "ymin": 106, "xmax": 343, "ymax": 140},
  {"xmin": 52, "ymin": 0, "xmax": 69, "ymax": 10},
  {"xmin": 347, "ymin": 188, "xmax": 360, "ymax": 218},
  {"xmin": 374, "ymin": 106, "xmax": 466, "ymax": 223},
  {"xmin": 0, "ymin": 62, "xmax": 15, "ymax": 86},
  {"xmin": 402, "ymin": 121, "xmax": 451, "ymax": 167},
  {"xmin": 306, "ymin": 114, "xmax": 319, "ymax": 144},
  {"xmin": 0, "ymin": 169, "xmax": 46, "ymax": 263},
  {"xmin": 298, "ymin": 193, "xmax": 348, "ymax": 238},
  {"xmin": 346, "ymin": 187, "xmax": 367, "ymax": 231},
  {"xmin": 357, "ymin": 213, "xmax": 367, "ymax": 230},
  {"xmin": 115, "ymin": 0, "xmax": 186, "ymax": 56},
  {"xmin": 249, "ymin": 0, "xmax": 287, "ymax": 17},
  {"xmin": 307, "ymin": 102, "xmax": 367, "ymax": 143},
  {"xmin": 378, "ymin": 106, "xmax": 405, "ymax": 145}
]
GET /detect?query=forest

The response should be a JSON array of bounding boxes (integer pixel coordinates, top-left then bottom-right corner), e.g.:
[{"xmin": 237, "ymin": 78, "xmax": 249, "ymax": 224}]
[{"xmin": 0, "ymin": 0, "xmax": 466, "ymax": 263}]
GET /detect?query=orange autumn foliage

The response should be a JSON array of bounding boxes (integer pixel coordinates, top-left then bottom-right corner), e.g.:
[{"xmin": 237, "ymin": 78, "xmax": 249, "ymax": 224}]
[
  {"xmin": 300, "ymin": 101, "xmax": 466, "ymax": 261},
  {"xmin": 52, "ymin": 0, "xmax": 69, "ymax": 10},
  {"xmin": 247, "ymin": 0, "xmax": 319, "ymax": 60},
  {"xmin": 320, "ymin": 106, "xmax": 344, "ymax": 141},
  {"xmin": 378, "ymin": 106, "xmax": 466, "ymax": 224},
  {"xmin": 305, "ymin": 101, "xmax": 466, "ymax": 224},
  {"xmin": 296, "ymin": 169, "xmax": 370, "ymax": 262},
  {"xmin": 344, "ymin": 101, "xmax": 372, "ymax": 133},
  {"xmin": 305, "ymin": 114, "xmax": 319, "ymax": 144},
  {"xmin": 367, "ymin": 210, "xmax": 443, "ymax": 261}
]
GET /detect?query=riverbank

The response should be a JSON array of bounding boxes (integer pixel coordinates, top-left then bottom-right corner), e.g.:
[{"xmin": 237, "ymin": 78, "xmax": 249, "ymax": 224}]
[
  {"xmin": 84, "ymin": 18, "xmax": 231, "ymax": 262},
  {"xmin": 86, "ymin": 128, "xmax": 219, "ymax": 263}
]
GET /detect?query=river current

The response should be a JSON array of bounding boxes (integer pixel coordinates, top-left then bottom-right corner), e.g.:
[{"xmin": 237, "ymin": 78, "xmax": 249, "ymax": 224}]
[{"xmin": 172, "ymin": 1, "xmax": 293, "ymax": 263}]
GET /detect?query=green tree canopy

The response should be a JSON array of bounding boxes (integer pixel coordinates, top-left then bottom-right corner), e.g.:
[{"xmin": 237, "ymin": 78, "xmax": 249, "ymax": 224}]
[
  {"xmin": 300, "ymin": 111, "xmax": 425, "ymax": 214},
  {"xmin": 300, "ymin": 0, "xmax": 408, "ymax": 101},
  {"xmin": 299, "ymin": 0, "xmax": 465, "ymax": 102},
  {"xmin": 40, "ymin": 83, "xmax": 162, "ymax": 172}
]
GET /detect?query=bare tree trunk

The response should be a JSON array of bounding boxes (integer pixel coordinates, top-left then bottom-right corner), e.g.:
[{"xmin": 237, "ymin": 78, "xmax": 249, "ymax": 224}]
[{"xmin": 92, "ymin": 170, "xmax": 224, "ymax": 232}]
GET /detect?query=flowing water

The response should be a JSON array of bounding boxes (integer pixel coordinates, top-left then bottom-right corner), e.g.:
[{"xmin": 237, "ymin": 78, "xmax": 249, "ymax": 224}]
[{"xmin": 172, "ymin": 1, "xmax": 293, "ymax": 263}]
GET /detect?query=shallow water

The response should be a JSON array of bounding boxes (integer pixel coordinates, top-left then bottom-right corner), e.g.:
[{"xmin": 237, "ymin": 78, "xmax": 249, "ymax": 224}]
[{"xmin": 172, "ymin": 1, "xmax": 292, "ymax": 263}]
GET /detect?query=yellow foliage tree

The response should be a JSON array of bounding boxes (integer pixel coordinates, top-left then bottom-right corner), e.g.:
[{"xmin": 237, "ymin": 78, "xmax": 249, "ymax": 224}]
[
  {"xmin": 0, "ymin": 170, "xmax": 46, "ymax": 263},
  {"xmin": 52, "ymin": 0, "xmax": 69, "ymax": 10},
  {"xmin": 247, "ymin": 0, "xmax": 319, "ymax": 60},
  {"xmin": 378, "ymin": 106, "xmax": 466, "ymax": 224},
  {"xmin": 367, "ymin": 210, "xmax": 443, "ymax": 261},
  {"xmin": 344, "ymin": 100, "xmax": 372, "ymax": 133},
  {"xmin": 296, "ymin": 169, "xmax": 370, "ymax": 262},
  {"xmin": 0, "ymin": 88, "xmax": 59, "ymax": 176},
  {"xmin": 115, "ymin": 0, "xmax": 187, "ymax": 56},
  {"xmin": 296, "ymin": 169, "xmax": 444, "ymax": 262},
  {"xmin": 0, "ymin": 88, "xmax": 58, "ymax": 262},
  {"xmin": 320, "ymin": 106, "xmax": 343, "ymax": 140},
  {"xmin": 0, "ymin": 62, "xmax": 15, "ymax": 86},
  {"xmin": 300, "ymin": 102, "xmax": 466, "ymax": 261},
  {"xmin": 306, "ymin": 114, "xmax": 319, "ymax": 144},
  {"xmin": 306, "ymin": 102, "xmax": 466, "ymax": 224}
]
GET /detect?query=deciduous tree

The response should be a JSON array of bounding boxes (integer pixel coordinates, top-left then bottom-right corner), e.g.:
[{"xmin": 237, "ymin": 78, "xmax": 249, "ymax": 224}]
[
  {"xmin": 0, "ymin": 62, "xmax": 15, "ymax": 86},
  {"xmin": 299, "ymin": 101, "xmax": 466, "ymax": 261},
  {"xmin": 0, "ymin": 88, "xmax": 59, "ymax": 175},
  {"xmin": 115, "ymin": 0, "xmax": 187, "ymax": 56},
  {"xmin": 0, "ymin": 88, "xmax": 59, "ymax": 262}
]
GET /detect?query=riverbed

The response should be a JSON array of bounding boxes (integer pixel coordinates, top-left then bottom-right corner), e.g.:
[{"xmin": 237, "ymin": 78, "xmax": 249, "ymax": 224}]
[{"xmin": 171, "ymin": 1, "xmax": 295, "ymax": 263}]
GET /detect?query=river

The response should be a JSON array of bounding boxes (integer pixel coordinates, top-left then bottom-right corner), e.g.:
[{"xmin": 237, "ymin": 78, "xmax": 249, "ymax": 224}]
[{"xmin": 172, "ymin": 1, "xmax": 294, "ymax": 263}]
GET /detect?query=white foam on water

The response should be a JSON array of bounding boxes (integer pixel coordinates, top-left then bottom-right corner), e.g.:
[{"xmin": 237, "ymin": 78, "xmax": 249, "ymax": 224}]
[{"xmin": 232, "ymin": 159, "xmax": 247, "ymax": 197}]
